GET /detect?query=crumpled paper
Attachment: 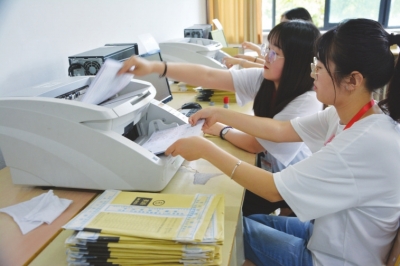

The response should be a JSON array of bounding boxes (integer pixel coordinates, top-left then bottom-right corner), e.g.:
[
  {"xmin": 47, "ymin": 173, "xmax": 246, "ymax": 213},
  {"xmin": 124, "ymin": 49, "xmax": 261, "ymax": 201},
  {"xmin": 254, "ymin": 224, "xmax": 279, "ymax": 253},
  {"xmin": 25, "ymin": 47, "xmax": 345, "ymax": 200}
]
[
  {"xmin": 179, "ymin": 162, "xmax": 222, "ymax": 185},
  {"xmin": 0, "ymin": 190, "xmax": 72, "ymax": 234}
]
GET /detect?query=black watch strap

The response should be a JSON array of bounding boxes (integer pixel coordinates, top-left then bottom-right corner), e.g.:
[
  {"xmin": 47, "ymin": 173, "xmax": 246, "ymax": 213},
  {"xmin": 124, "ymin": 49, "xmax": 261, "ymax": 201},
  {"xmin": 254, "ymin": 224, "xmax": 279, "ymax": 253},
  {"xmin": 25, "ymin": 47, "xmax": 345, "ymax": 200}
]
[{"xmin": 220, "ymin": 126, "xmax": 232, "ymax": 140}]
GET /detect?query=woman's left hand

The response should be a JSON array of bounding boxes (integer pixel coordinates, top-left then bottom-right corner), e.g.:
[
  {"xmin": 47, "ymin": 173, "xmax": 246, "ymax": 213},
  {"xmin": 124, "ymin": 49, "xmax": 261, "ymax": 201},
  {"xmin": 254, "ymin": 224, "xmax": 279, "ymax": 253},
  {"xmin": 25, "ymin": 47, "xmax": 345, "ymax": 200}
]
[
  {"xmin": 165, "ymin": 136, "xmax": 214, "ymax": 161},
  {"xmin": 202, "ymin": 122, "xmax": 225, "ymax": 136}
]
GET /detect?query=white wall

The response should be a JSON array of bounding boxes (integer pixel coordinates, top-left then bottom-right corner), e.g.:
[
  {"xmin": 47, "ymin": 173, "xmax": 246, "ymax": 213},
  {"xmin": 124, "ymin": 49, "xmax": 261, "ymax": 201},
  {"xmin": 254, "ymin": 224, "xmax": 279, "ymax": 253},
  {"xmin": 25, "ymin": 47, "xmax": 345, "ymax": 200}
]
[{"xmin": 0, "ymin": 0, "xmax": 206, "ymax": 169}]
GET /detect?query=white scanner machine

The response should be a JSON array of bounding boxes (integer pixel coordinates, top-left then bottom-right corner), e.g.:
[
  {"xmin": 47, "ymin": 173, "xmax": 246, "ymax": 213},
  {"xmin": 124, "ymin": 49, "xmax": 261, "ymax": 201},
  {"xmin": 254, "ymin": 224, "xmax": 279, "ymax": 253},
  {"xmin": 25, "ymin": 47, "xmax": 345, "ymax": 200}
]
[
  {"xmin": 0, "ymin": 76, "xmax": 188, "ymax": 191},
  {"xmin": 159, "ymin": 38, "xmax": 230, "ymax": 69}
]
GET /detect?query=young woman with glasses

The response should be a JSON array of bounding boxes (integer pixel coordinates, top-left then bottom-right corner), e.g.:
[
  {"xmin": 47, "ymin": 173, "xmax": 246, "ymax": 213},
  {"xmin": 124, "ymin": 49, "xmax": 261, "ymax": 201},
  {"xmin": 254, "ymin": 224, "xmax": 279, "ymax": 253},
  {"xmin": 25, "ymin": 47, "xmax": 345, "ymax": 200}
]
[
  {"xmin": 155, "ymin": 18, "xmax": 400, "ymax": 266},
  {"xmin": 119, "ymin": 20, "xmax": 323, "ymax": 218}
]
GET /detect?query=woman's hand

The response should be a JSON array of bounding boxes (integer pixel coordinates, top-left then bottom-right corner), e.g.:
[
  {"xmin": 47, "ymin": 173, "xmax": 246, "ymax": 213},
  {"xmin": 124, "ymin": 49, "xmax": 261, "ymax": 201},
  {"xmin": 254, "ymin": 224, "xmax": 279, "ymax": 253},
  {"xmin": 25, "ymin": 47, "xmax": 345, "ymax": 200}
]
[
  {"xmin": 223, "ymin": 55, "xmax": 261, "ymax": 68},
  {"xmin": 188, "ymin": 107, "xmax": 221, "ymax": 131},
  {"xmin": 223, "ymin": 57, "xmax": 242, "ymax": 69},
  {"xmin": 202, "ymin": 122, "xmax": 226, "ymax": 136},
  {"xmin": 235, "ymin": 54, "xmax": 257, "ymax": 61},
  {"xmin": 242, "ymin": 41, "xmax": 262, "ymax": 56},
  {"xmin": 165, "ymin": 136, "xmax": 214, "ymax": 161},
  {"xmin": 117, "ymin": 56, "xmax": 159, "ymax": 77}
]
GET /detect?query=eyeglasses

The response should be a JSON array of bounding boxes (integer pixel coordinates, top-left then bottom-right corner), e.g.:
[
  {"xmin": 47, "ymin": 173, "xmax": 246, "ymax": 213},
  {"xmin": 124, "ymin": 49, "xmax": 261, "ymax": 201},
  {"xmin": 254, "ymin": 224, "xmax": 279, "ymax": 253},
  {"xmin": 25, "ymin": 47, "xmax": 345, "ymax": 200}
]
[
  {"xmin": 261, "ymin": 44, "xmax": 284, "ymax": 63},
  {"xmin": 311, "ymin": 57, "xmax": 342, "ymax": 81},
  {"xmin": 310, "ymin": 57, "xmax": 319, "ymax": 80}
]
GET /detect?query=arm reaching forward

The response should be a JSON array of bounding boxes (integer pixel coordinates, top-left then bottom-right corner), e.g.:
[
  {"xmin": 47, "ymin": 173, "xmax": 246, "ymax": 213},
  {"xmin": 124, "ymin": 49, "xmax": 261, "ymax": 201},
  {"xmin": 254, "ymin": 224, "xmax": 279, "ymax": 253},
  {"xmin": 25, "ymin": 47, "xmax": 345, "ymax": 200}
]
[
  {"xmin": 165, "ymin": 136, "xmax": 283, "ymax": 202},
  {"xmin": 189, "ymin": 107, "xmax": 302, "ymax": 143},
  {"xmin": 118, "ymin": 56, "xmax": 236, "ymax": 92}
]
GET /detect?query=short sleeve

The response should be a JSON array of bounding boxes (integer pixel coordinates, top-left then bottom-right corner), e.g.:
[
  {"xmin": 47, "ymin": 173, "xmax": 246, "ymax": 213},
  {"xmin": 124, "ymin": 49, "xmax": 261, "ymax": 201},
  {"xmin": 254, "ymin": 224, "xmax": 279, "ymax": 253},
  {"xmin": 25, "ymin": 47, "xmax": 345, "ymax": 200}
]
[
  {"xmin": 273, "ymin": 146, "xmax": 358, "ymax": 222},
  {"xmin": 229, "ymin": 68, "xmax": 264, "ymax": 106},
  {"xmin": 290, "ymin": 106, "xmax": 338, "ymax": 153},
  {"xmin": 256, "ymin": 91, "xmax": 323, "ymax": 165}
]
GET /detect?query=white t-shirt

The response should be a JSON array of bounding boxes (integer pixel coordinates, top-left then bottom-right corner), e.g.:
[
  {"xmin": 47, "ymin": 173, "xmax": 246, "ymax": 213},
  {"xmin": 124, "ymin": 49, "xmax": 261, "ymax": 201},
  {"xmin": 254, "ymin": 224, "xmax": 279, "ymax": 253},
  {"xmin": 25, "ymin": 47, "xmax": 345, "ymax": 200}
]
[
  {"xmin": 274, "ymin": 106, "xmax": 400, "ymax": 265},
  {"xmin": 230, "ymin": 67, "xmax": 323, "ymax": 171}
]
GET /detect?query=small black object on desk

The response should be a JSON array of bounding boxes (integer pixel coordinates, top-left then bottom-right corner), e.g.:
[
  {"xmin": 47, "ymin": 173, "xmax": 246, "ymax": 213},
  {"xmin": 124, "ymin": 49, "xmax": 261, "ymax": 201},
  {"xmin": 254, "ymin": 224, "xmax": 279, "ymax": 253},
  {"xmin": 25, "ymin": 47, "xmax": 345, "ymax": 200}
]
[{"xmin": 180, "ymin": 102, "xmax": 202, "ymax": 117}]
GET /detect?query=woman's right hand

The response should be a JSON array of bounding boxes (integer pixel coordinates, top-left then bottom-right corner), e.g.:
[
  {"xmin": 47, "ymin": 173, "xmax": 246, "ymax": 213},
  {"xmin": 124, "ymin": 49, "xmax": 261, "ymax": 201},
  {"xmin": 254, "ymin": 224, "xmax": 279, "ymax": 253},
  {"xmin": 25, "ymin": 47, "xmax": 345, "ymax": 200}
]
[
  {"xmin": 189, "ymin": 107, "xmax": 221, "ymax": 131},
  {"xmin": 117, "ymin": 56, "xmax": 160, "ymax": 77},
  {"xmin": 223, "ymin": 57, "xmax": 242, "ymax": 68},
  {"xmin": 234, "ymin": 54, "xmax": 257, "ymax": 61}
]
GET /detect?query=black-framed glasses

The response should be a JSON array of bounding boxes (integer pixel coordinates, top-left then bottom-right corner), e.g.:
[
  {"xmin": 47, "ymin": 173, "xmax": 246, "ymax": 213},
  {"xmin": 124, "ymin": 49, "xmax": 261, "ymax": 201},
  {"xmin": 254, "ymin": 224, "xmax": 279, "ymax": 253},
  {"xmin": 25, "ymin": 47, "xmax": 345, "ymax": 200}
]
[{"xmin": 261, "ymin": 44, "xmax": 284, "ymax": 63}]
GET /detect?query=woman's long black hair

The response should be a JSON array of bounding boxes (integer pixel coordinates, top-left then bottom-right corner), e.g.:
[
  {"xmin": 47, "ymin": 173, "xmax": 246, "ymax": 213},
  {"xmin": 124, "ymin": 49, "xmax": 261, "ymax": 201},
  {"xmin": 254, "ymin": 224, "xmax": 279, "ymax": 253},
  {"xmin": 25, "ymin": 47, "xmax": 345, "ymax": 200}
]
[{"xmin": 253, "ymin": 20, "xmax": 321, "ymax": 118}]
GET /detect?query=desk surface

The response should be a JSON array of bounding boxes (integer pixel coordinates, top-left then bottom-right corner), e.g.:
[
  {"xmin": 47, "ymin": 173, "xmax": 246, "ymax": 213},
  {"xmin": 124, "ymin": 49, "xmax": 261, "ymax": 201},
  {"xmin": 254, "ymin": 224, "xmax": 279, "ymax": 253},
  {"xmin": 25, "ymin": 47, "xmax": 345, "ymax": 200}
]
[
  {"xmin": 1, "ymin": 91, "xmax": 255, "ymax": 266},
  {"xmin": 168, "ymin": 83, "xmax": 254, "ymax": 111},
  {"xmin": 0, "ymin": 167, "xmax": 98, "ymax": 266}
]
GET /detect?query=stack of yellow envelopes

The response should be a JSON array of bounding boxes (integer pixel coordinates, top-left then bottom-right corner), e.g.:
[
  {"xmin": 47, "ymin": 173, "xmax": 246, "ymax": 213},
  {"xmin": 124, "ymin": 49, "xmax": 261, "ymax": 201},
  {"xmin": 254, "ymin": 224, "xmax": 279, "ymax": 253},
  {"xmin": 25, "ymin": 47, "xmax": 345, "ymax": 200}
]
[{"xmin": 63, "ymin": 190, "xmax": 224, "ymax": 265}]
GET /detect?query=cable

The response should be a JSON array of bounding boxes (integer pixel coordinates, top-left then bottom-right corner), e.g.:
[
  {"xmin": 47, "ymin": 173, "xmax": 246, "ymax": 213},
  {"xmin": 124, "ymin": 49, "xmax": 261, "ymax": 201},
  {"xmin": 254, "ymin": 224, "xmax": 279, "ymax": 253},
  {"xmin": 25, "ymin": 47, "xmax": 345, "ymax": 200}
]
[{"xmin": 68, "ymin": 63, "xmax": 84, "ymax": 76}]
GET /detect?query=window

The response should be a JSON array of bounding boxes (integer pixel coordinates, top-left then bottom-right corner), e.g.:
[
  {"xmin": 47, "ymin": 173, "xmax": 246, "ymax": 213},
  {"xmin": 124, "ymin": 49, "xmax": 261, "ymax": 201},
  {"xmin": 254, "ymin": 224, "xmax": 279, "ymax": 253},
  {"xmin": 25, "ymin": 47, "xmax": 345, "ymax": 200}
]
[
  {"xmin": 262, "ymin": 0, "xmax": 400, "ymax": 31},
  {"xmin": 388, "ymin": 0, "xmax": 400, "ymax": 27}
]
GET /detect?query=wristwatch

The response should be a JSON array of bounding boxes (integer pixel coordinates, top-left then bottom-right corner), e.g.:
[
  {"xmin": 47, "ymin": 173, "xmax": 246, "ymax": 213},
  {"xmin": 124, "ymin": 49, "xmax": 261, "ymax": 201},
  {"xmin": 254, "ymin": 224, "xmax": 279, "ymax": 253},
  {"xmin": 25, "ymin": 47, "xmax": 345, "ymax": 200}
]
[{"xmin": 220, "ymin": 126, "xmax": 232, "ymax": 140}]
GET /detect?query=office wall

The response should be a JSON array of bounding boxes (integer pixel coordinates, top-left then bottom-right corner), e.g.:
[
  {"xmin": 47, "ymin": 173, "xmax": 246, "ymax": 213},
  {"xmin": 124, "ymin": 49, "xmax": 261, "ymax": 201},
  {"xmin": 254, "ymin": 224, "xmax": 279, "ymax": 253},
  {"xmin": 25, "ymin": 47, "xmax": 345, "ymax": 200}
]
[{"xmin": 0, "ymin": 0, "xmax": 207, "ymax": 169}]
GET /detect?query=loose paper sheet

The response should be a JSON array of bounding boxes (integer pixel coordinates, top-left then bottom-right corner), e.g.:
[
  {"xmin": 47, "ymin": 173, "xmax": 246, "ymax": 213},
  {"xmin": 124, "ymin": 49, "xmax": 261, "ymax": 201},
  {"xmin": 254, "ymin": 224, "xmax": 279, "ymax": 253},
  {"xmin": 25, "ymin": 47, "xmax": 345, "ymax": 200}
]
[
  {"xmin": 0, "ymin": 190, "xmax": 72, "ymax": 234},
  {"xmin": 80, "ymin": 59, "xmax": 133, "ymax": 105},
  {"xmin": 142, "ymin": 119, "xmax": 205, "ymax": 155}
]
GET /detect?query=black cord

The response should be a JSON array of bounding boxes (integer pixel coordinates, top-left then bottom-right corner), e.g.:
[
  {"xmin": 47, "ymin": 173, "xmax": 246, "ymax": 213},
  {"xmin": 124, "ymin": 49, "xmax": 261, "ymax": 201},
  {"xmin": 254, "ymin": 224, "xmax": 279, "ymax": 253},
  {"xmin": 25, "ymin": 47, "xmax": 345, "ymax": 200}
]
[{"xmin": 68, "ymin": 63, "xmax": 84, "ymax": 76}]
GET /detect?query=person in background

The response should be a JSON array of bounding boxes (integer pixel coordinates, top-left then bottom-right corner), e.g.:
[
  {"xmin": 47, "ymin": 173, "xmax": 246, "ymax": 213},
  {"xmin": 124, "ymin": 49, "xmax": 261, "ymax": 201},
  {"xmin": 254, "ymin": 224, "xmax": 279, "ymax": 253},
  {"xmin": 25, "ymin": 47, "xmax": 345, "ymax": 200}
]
[
  {"xmin": 119, "ymin": 20, "xmax": 322, "ymax": 217},
  {"xmin": 223, "ymin": 48, "xmax": 264, "ymax": 69},
  {"xmin": 281, "ymin": 7, "xmax": 312, "ymax": 22},
  {"xmin": 226, "ymin": 7, "xmax": 313, "ymax": 69},
  {"xmin": 162, "ymin": 18, "xmax": 400, "ymax": 266}
]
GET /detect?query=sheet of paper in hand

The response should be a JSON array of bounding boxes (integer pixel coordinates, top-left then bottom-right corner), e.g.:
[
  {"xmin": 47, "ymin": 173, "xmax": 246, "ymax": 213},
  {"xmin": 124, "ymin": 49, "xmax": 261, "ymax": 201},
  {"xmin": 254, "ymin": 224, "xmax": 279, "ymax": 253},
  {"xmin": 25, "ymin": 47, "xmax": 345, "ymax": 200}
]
[
  {"xmin": 142, "ymin": 120, "xmax": 205, "ymax": 155},
  {"xmin": 80, "ymin": 59, "xmax": 133, "ymax": 105}
]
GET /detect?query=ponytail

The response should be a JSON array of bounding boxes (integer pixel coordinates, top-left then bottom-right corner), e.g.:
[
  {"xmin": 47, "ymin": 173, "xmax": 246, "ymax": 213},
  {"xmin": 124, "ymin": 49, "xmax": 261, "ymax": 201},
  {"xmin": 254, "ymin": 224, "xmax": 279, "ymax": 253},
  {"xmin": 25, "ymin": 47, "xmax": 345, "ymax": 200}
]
[{"xmin": 378, "ymin": 33, "xmax": 400, "ymax": 123}]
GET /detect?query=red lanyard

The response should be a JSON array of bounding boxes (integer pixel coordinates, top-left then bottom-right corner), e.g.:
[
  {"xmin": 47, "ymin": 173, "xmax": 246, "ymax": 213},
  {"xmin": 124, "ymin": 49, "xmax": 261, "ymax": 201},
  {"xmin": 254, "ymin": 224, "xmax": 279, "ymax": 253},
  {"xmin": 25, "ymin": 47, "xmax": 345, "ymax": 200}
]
[
  {"xmin": 343, "ymin": 99, "xmax": 375, "ymax": 130},
  {"xmin": 324, "ymin": 99, "xmax": 375, "ymax": 145}
]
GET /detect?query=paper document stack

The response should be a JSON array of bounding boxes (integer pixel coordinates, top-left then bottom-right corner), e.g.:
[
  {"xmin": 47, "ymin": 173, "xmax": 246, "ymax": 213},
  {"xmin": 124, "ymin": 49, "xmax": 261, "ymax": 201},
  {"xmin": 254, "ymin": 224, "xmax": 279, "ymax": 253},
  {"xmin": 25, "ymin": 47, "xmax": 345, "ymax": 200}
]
[{"xmin": 63, "ymin": 190, "xmax": 224, "ymax": 265}]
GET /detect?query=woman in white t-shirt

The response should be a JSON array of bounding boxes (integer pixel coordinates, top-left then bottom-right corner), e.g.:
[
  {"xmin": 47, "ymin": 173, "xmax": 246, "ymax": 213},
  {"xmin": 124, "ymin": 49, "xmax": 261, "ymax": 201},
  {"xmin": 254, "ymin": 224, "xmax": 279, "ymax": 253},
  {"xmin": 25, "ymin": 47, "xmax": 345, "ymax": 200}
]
[
  {"xmin": 157, "ymin": 19, "xmax": 400, "ymax": 265},
  {"xmin": 119, "ymin": 20, "xmax": 322, "ymax": 217}
]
